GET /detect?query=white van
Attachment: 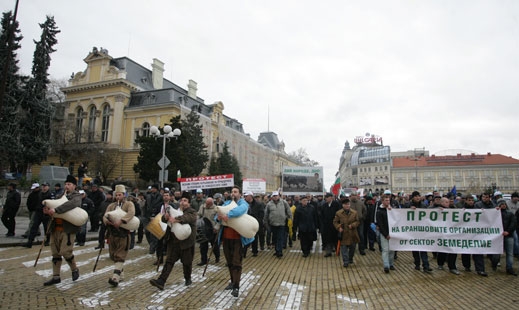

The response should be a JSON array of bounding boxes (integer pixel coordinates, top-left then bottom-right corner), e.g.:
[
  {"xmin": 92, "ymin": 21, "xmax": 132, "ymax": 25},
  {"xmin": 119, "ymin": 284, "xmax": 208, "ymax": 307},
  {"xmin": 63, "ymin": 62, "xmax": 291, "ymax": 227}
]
[{"xmin": 39, "ymin": 166, "xmax": 70, "ymax": 186}]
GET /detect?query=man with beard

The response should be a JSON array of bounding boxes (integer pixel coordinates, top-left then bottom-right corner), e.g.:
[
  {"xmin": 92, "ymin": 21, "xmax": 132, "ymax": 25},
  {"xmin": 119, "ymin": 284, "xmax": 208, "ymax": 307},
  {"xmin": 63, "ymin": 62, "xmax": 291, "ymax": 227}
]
[
  {"xmin": 216, "ymin": 186, "xmax": 254, "ymax": 297},
  {"xmin": 150, "ymin": 191, "xmax": 197, "ymax": 290},
  {"xmin": 320, "ymin": 192, "xmax": 341, "ymax": 257},
  {"xmin": 103, "ymin": 185, "xmax": 135, "ymax": 287},
  {"xmin": 42, "ymin": 175, "xmax": 81, "ymax": 286}
]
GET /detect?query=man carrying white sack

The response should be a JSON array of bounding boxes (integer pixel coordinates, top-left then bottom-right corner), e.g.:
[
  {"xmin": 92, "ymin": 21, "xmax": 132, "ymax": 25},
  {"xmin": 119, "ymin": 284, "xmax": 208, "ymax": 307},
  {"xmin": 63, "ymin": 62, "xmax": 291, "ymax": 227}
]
[{"xmin": 103, "ymin": 184, "xmax": 135, "ymax": 287}]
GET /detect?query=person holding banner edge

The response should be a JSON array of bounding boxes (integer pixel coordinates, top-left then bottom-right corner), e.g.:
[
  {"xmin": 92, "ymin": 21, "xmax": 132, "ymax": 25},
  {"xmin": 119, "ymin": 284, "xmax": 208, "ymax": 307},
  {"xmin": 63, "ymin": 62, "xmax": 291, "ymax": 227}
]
[{"xmin": 376, "ymin": 196, "xmax": 395, "ymax": 273}]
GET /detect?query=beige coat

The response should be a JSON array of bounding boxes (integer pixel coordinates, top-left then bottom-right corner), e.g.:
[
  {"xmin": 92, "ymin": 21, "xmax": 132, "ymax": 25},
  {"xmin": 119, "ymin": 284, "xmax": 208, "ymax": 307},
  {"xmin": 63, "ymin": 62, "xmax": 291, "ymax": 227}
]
[{"xmin": 333, "ymin": 209, "xmax": 360, "ymax": 246}]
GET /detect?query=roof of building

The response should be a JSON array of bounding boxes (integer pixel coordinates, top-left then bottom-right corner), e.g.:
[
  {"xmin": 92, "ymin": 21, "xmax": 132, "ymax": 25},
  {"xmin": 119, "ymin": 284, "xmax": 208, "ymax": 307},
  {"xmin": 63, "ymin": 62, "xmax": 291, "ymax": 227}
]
[{"xmin": 393, "ymin": 153, "xmax": 519, "ymax": 168}]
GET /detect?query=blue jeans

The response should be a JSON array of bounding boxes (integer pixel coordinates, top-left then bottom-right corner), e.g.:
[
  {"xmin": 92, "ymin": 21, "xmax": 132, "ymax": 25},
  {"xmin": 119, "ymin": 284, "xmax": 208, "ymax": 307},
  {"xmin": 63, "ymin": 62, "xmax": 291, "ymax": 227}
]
[
  {"xmin": 271, "ymin": 226, "xmax": 286, "ymax": 256},
  {"xmin": 379, "ymin": 235, "xmax": 394, "ymax": 269},
  {"xmin": 492, "ymin": 237, "xmax": 514, "ymax": 270}
]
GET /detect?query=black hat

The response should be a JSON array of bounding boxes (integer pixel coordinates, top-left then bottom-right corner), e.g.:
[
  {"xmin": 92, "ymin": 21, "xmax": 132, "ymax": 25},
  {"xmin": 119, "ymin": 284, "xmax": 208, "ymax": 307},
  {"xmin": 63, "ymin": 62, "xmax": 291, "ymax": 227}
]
[
  {"xmin": 324, "ymin": 192, "xmax": 333, "ymax": 198},
  {"xmin": 151, "ymin": 183, "xmax": 160, "ymax": 190},
  {"xmin": 411, "ymin": 191, "xmax": 420, "ymax": 198},
  {"xmin": 181, "ymin": 191, "xmax": 191, "ymax": 202},
  {"xmin": 55, "ymin": 183, "xmax": 61, "ymax": 188},
  {"xmin": 65, "ymin": 175, "xmax": 77, "ymax": 186},
  {"xmin": 8, "ymin": 182, "xmax": 16, "ymax": 188}
]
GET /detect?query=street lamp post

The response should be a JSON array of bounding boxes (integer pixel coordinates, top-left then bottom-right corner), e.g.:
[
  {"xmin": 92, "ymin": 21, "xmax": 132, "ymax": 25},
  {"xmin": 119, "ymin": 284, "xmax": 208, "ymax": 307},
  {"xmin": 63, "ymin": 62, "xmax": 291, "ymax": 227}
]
[{"xmin": 150, "ymin": 125, "xmax": 181, "ymax": 189}]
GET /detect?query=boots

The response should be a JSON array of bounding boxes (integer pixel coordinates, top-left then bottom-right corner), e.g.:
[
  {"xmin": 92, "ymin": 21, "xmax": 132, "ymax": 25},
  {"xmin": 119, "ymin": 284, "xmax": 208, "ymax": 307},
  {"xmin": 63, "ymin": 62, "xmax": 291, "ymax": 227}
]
[
  {"xmin": 44, "ymin": 258, "xmax": 62, "ymax": 286},
  {"xmin": 109, "ymin": 270, "xmax": 121, "ymax": 287},
  {"xmin": 65, "ymin": 256, "xmax": 79, "ymax": 281},
  {"xmin": 150, "ymin": 278, "xmax": 165, "ymax": 290},
  {"xmin": 22, "ymin": 240, "xmax": 33, "ymax": 248}
]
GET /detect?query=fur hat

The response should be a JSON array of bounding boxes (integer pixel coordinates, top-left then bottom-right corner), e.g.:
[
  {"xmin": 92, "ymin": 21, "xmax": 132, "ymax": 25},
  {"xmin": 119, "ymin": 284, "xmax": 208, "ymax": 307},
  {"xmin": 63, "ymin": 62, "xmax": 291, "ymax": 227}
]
[
  {"xmin": 181, "ymin": 191, "xmax": 191, "ymax": 202},
  {"xmin": 115, "ymin": 184, "xmax": 126, "ymax": 194},
  {"xmin": 65, "ymin": 175, "xmax": 77, "ymax": 186}
]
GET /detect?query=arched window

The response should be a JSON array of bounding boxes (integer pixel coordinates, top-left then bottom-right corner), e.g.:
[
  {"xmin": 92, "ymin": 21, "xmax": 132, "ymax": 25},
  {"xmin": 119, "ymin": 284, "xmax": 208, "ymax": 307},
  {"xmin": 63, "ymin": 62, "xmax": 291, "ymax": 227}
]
[
  {"xmin": 101, "ymin": 105, "xmax": 110, "ymax": 142},
  {"xmin": 88, "ymin": 106, "xmax": 96, "ymax": 142},
  {"xmin": 142, "ymin": 122, "xmax": 150, "ymax": 137},
  {"xmin": 76, "ymin": 107, "xmax": 84, "ymax": 143}
]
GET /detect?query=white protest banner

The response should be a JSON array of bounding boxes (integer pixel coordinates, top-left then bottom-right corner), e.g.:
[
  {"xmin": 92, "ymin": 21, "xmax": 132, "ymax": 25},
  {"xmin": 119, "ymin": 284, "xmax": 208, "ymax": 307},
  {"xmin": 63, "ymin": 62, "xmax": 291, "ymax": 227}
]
[
  {"xmin": 179, "ymin": 174, "xmax": 234, "ymax": 191},
  {"xmin": 242, "ymin": 178, "xmax": 266, "ymax": 194},
  {"xmin": 388, "ymin": 208, "xmax": 503, "ymax": 254},
  {"xmin": 282, "ymin": 166, "xmax": 323, "ymax": 196}
]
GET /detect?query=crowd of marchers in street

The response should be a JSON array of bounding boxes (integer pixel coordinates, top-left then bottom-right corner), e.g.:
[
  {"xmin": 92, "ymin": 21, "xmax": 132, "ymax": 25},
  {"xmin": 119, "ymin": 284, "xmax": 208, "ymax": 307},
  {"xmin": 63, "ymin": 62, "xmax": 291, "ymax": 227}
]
[{"xmin": 2, "ymin": 178, "xmax": 519, "ymax": 295}]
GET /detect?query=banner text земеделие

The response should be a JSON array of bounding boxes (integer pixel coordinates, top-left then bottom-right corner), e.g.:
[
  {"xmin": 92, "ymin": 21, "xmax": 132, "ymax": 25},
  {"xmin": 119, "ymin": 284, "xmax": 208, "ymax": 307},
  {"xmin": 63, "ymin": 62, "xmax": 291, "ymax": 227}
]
[{"xmin": 387, "ymin": 208, "xmax": 503, "ymax": 254}]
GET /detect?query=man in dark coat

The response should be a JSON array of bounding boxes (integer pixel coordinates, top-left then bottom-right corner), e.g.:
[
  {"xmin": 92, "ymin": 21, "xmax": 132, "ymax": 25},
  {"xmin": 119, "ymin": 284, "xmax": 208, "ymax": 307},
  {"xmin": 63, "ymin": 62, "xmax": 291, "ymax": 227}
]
[
  {"xmin": 150, "ymin": 191, "xmax": 197, "ymax": 290},
  {"xmin": 87, "ymin": 183, "xmax": 105, "ymax": 232},
  {"xmin": 2, "ymin": 183, "xmax": 21, "ymax": 237},
  {"xmin": 320, "ymin": 192, "xmax": 341, "ymax": 257},
  {"xmin": 293, "ymin": 196, "xmax": 319, "ymax": 257}
]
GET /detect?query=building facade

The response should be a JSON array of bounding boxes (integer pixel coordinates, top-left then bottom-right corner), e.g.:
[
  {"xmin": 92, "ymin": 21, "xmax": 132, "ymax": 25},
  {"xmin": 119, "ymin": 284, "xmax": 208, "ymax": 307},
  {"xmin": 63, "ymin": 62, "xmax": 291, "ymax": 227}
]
[
  {"xmin": 392, "ymin": 153, "xmax": 519, "ymax": 194},
  {"xmin": 37, "ymin": 47, "xmax": 298, "ymax": 191},
  {"xmin": 339, "ymin": 133, "xmax": 519, "ymax": 195}
]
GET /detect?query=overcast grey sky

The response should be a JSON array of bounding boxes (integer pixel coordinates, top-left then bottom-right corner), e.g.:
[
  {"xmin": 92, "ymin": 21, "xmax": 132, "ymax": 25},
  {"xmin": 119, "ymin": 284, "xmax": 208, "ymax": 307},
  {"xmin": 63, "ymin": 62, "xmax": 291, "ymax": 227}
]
[{"xmin": 10, "ymin": 0, "xmax": 519, "ymax": 189}]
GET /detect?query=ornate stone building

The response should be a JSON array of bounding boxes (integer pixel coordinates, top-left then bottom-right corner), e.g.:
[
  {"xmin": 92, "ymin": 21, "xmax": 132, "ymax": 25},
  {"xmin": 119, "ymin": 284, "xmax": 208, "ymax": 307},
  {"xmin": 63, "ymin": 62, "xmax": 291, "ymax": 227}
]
[{"xmin": 37, "ymin": 47, "xmax": 298, "ymax": 191}]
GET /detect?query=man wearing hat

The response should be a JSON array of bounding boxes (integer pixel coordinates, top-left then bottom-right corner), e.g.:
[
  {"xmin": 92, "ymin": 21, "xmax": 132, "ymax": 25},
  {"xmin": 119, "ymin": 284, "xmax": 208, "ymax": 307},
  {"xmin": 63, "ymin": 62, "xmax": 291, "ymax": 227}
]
[
  {"xmin": 264, "ymin": 191, "xmax": 292, "ymax": 258},
  {"xmin": 103, "ymin": 184, "xmax": 136, "ymax": 287},
  {"xmin": 150, "ymin": 191, "xmax": 197, "ymax": 290},
  {"xmin": 42, "ymin": 175, "xmax": 82, "ymax": 286},
  {"xmin": 52, "ymin": 183, "xmax": 63, "ymax": 199},
  {"xmin": 2, "ymin": 183, "xmax": 21, "ymax": 237},
  {"xmin": 191, "ymin": 189, "xmax": 206, "ymax": 212}
]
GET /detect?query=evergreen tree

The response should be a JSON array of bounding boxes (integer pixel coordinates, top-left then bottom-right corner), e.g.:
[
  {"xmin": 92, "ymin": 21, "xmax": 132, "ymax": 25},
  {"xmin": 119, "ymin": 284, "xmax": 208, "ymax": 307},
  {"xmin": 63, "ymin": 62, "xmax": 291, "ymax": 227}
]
[
  {"xmin": 0, "ymin": 11, "xmax": 24, "ymax": 172},
  {"xmin": 209, "ymin": 142, "xmax": 243, "ymax": 187},
  {"xmin": 20, "ymin": 15, "xmax": 59, "ymax": 167},
  {"xmin": 133, "ymin": 110, "xmax": 209, "ymax": 183}
]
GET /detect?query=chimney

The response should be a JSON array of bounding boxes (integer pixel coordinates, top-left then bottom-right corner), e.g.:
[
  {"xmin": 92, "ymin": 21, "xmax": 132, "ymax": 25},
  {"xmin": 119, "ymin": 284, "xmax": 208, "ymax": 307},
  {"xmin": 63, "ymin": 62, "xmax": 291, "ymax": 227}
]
[
  {"xmin": 151, "ymin": 58, "xmax": 164, "ymax": 89},
  {"xmin": 187, "ymin": 79, "xmax": 198, "ymax": 99}
]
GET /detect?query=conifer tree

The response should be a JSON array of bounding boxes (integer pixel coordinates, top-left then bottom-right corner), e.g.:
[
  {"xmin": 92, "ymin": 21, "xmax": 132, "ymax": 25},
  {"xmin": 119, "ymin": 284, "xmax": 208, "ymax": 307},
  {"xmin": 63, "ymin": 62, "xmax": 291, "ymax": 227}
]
[{"xmin": 0, "ymin": 11, "xmax": 24, "ymax": 172}]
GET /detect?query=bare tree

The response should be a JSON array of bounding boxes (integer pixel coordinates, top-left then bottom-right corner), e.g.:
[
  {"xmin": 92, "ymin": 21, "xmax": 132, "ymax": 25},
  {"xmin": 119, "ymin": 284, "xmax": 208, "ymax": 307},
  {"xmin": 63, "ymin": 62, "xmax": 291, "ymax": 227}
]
[{"xmin": 288, "ymin": 147, "xmax": 320, "ymax": 167}]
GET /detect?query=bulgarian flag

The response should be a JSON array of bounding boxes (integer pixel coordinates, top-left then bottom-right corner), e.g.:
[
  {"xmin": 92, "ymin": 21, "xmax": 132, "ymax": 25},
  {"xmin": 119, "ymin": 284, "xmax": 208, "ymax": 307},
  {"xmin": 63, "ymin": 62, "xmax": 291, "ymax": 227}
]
[{"xmin": 331, "ymin": 176, "xmax": 341, "ymax": 196}]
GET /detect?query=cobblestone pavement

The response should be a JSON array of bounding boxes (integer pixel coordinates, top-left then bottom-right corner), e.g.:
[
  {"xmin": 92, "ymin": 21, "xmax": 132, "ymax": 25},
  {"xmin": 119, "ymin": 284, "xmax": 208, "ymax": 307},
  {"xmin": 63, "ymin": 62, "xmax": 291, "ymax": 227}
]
[{"xmin": 1, "ymin": 218, "xmax": 519, "ymax": 309}]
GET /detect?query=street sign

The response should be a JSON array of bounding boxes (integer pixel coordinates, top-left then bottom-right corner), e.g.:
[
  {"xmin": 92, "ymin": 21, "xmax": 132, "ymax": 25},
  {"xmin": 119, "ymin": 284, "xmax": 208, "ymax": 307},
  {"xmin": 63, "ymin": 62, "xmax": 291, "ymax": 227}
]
[
  {"xmin": 159, "ymin": 169, "xmax": 169, "ymax": 183},
  {"xmin": 158, "ymin": 156, "xmax": 170, "ymax": 169}
]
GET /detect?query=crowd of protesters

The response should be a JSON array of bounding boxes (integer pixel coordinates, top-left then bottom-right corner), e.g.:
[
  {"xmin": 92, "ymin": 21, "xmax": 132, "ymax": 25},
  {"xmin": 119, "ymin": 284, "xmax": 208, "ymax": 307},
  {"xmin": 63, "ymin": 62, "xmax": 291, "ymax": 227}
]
[{"xmin": 5, "ymin": 181, "xmax": 519, "ymax": 291}]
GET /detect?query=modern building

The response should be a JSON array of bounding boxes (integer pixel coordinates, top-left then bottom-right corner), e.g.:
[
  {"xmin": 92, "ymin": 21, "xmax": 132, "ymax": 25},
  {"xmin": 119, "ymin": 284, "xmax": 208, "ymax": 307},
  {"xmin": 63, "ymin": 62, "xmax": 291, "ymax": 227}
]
[
  {"xmin": 338, "ymin": 134, "xmax": 392, "ymax": 193},
  {"xmin": 35, "ymin": 47, "xmax": 298, "ymax": 191},
  {"xmin": 392, "ymin": 152, "xmax": 519, "ymax": 194}
]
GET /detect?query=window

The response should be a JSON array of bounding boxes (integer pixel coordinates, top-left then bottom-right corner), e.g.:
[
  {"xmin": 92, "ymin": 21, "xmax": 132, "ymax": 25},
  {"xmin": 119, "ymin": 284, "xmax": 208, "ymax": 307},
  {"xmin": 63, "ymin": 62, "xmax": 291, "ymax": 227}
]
[
  {"xmin": 101, "ymin": 105, "xmax": 110, "ymax": 142},
  {"xmin": 88, "ymin": 106, "xmax": 96, "ymax": 142},
  {"xmin": 76, "ymin": 107, "xmax": 84, "ymax": 143},
  {"xmin": 142, "ymin": 122, "xmax": 150, "ymax": 137}
]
